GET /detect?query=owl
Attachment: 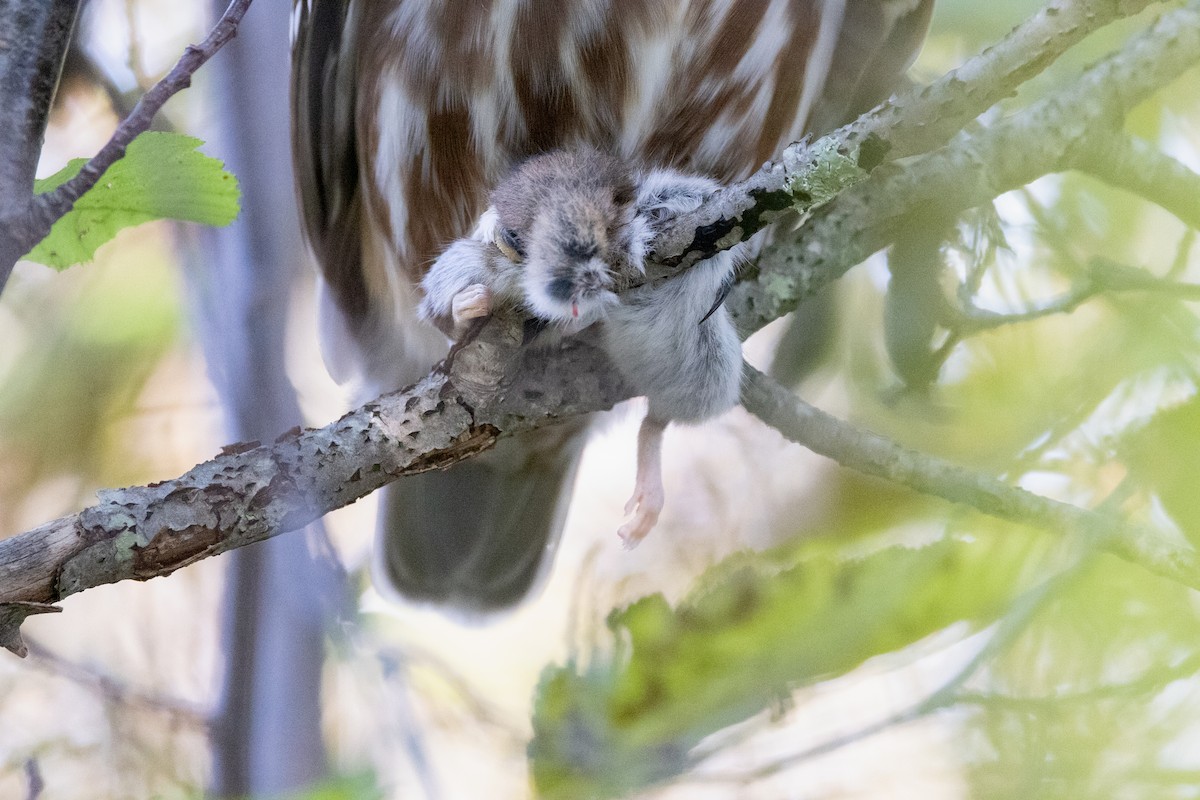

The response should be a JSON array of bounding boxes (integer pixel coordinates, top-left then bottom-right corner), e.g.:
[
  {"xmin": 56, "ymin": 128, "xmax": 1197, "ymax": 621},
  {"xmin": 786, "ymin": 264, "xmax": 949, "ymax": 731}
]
[{"xmin": 292, "ymin": 0, "xmax": 934, "ymax": 610}]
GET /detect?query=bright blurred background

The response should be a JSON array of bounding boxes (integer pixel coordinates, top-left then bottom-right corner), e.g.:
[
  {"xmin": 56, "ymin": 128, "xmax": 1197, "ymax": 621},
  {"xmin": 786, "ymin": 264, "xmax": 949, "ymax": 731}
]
[{"xmin": 2, "ymin": 0, "xmax": 1200, "ymax": 798}]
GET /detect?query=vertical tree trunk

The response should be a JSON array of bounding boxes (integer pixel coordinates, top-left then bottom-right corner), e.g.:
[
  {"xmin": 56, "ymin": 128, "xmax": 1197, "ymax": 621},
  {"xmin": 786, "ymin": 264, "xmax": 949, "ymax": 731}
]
[
  {"xmin": 189, "ymin": 1, "xmax": 340, "ymax": 795},
  {"xmin": 0, "ymin": 0, "xmax": 82, "ymax": 287}
]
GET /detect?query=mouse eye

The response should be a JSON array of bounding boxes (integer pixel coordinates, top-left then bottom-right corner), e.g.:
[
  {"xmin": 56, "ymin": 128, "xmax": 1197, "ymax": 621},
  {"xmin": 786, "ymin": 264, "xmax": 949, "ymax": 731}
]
[{"xmin": 495, "ymin": 227, "xmax": 524, "ymax": 262}]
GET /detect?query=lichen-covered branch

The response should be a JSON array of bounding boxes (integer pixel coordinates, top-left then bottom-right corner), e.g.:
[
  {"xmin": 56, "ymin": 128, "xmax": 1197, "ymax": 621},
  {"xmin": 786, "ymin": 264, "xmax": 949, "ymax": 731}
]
[
  {"xmin": 729, "ymin": 0, "xmax": 1200, "ymax": 332},
  {"xmin": 0, "ymin": 322, "xmax": 627, "ymax": 653},
  {"xmin": 646, "ymin": 0, "xmax": 1160, "ymax": 276}
]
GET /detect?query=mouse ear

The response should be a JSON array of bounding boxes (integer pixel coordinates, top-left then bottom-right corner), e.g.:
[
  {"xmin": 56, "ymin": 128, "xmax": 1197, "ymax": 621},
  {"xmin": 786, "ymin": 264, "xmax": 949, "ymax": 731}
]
[{"xmin": 635, "ymin": 169, "xmax": 722, "ymax": 222}]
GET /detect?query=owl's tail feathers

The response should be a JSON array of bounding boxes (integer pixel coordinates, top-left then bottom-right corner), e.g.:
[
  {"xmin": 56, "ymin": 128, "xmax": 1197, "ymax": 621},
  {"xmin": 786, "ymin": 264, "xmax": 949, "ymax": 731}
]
[{"xmin": 374, "ymin": 424, "xmax": 587, "ymax": 612}]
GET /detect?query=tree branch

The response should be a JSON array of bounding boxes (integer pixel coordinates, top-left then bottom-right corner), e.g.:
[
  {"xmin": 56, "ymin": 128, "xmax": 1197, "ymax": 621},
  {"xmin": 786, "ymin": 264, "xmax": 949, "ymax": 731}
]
[
  {"xmin": 951, "ymin": 256, "xmax": 1200, "ymax": 334},
  {"xmin": 0, "ymin": 0, "xmax": 82, "ymax": 281},
  {"xmin": 1072, "ymin": 133, "xmax": 1200, "ymax": 231},
  {"xmin": 738, "ymin": 366, "xmax": 1198, "ymax": 589},
  {"xmin": 729, "ymin": 0, "xmax": 1200, "ymax": 332},
  {"xmin": 646, "ymin": 0, "xmax": 1160, "ymax": 277},
  {"xmin": 24, "ymin": 638, "xmax": 210, "ymax": 727},
  {"xmin": 0, "ymin": 325, "xmax": 627, "ymax": 639},
  {"xmin": 0, "ymin": 0, "xmax": 253, "ymax": 292}
]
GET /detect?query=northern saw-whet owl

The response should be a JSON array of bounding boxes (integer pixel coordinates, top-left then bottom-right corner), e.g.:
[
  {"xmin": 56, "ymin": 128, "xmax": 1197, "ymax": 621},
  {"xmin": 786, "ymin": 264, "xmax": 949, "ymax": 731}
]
[{"xmin": 292, "ymin": 0, "xmax": 934, "ymax": 610}]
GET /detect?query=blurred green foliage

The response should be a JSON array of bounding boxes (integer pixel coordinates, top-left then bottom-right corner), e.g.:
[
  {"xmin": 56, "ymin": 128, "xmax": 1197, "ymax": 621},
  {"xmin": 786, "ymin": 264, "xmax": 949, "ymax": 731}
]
[
  {"xmin": 284, "ymin": 772, "xmax": 383, "ymax": 800},
  {"xmin": 968, "ymin": 554, "xmax": 1200, "ymax": 799},
  {"xmin": 531, "ymin": 531, "xmax": 1046, "ymax": 798},
  {"xmin": 0, "ymin": 226, "xmax": 181, "ymax": 528}
]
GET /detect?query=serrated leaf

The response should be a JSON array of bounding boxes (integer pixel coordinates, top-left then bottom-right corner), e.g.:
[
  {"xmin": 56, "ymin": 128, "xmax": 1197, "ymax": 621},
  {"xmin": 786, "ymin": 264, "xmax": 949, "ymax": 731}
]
[
  {"xmin": 24, "ymin": 132, "xmax": 240, "ymax": 269},
  {"xmin": 530, "ymin": 533, "xmax": 1040, "ymax": 799}
]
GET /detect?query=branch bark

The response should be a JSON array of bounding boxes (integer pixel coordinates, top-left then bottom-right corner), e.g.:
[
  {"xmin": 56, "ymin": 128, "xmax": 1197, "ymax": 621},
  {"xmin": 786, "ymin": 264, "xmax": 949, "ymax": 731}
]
[
  {"xmin": 2, "ymin": 0, "xmax": 1199, "ymax": 653},
  {"xmin": 1072, "ymin": 133, "xmax": 1200, "ymax": 231},
  {"xmin": 0, "ymin": 322, "xmax": 625, "ymax": 656}
]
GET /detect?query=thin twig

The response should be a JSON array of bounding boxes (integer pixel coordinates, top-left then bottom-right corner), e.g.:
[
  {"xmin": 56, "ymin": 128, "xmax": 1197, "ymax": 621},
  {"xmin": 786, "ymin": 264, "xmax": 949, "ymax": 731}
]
[
  {"xmin": 123, "ymin": 0, "xmax": 152, "ymax": 91},
  {"xmin": 956, "ymin": 648, "xmax": 1200, "ymax": 710},
  {"xmin": 1074, "ymin": 133, "xmax": 1200, "ymax": 231},
  {"xmin": 375, "ymin": 642, "xmax": 526, "ymax": 745},
  {"xmin": 0, "ymin": 0, "xmax": 253, "ymax": 291},
  {"xmin": 1168, "ymin": 229, "xmax": 1196, "ymax": 280},
  {"xmin": 950, "ymin": 256, "xmax": 1200, "ymax": 336},
  {"xmin": 23, "ymin": 638, "xmax": 211, "ymax": 728}
]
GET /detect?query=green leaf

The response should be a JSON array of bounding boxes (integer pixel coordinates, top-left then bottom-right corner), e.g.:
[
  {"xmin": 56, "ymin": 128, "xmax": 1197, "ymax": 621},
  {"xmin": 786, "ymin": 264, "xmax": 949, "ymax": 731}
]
[
  {"xmin": 24, "ymin": 132, "xmax": 240, "ymax": 269},
  {"xmin": 529, "ymin": 532, "xmax": 1040, "ymax": 799}
]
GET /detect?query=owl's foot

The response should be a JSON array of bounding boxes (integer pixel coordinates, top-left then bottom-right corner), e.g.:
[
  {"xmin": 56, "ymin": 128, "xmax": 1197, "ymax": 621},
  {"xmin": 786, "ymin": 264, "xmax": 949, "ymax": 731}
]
[
  {"xmin": 451, "ymin": 283, "xmax": 493, "ymax": 338},
  {"xmin": 618, "ymin": 416, "xmax": 666, "ymax": 549}
]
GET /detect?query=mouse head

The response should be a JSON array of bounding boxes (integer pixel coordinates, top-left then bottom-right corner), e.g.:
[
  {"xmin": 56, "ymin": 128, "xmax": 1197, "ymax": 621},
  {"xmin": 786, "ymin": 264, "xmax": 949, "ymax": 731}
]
[{"xmin": 489, "ymin": 149, "xmax": 643, "ymax": 328}]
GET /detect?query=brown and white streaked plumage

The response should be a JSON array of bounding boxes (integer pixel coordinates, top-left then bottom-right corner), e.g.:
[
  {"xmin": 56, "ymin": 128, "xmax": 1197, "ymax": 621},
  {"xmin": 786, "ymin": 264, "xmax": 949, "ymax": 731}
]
[{"xmin": 292, "ymin": 0, "xmax": 933, "ymax": 609}]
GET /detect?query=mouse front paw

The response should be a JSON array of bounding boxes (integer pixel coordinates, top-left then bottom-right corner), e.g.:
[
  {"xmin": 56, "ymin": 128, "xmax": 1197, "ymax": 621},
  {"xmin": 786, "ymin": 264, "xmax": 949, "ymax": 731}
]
[{"xmin": 451, "ymin": 283, "xmax": 493, "ymax": 336}]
